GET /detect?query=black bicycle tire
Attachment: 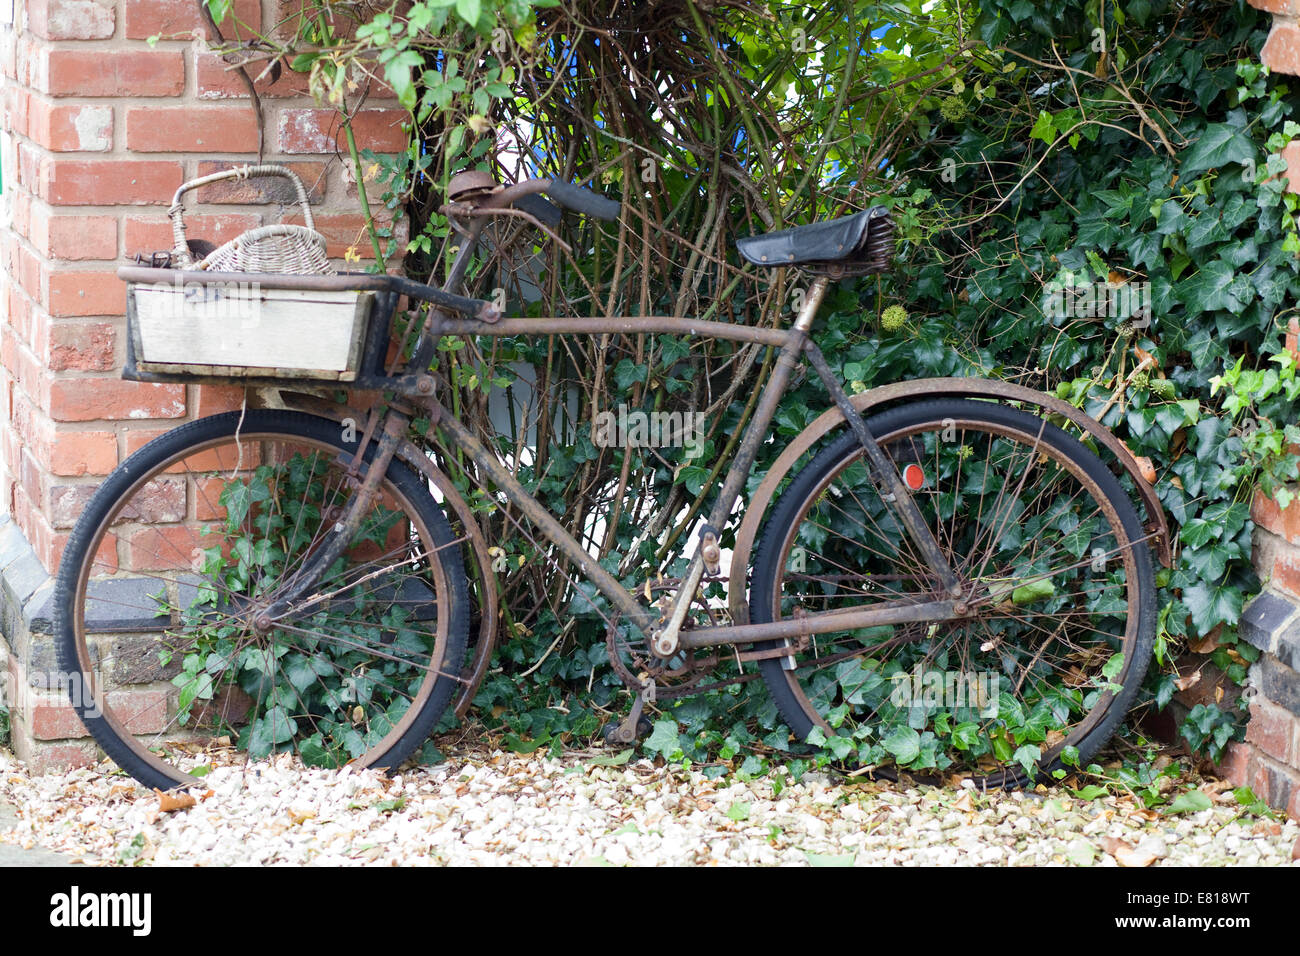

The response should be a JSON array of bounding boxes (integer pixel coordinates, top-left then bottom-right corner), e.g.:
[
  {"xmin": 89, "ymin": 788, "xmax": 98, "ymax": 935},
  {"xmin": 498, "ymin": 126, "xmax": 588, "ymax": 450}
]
[{"xmin": 53, "ymin": 409, "xmax": 470, "ymax": 791}]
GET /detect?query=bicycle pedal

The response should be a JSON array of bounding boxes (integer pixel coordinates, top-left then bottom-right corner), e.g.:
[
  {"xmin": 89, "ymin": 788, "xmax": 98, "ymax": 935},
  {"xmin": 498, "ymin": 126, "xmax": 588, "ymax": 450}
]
[{"xmin": 603, "ymin": 715, "xmax": 653, "ymax": 746}]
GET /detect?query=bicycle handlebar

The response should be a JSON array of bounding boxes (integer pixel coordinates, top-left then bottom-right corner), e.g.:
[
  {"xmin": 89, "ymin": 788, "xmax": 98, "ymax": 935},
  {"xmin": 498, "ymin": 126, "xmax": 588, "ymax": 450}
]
[
  {"xmin": 479, "ymin": 177, "xmax": 621, "ymax": 223},
  {"xmin": 542, "ymin": 180, "xmax": 621, "ymax": 221}
]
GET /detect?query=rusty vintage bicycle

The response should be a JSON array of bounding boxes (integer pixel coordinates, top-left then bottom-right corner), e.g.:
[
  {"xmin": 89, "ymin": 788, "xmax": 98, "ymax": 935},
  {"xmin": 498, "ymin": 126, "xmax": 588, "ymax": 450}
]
[{"xmin": 55, "ymin": 170, "xmax": 1171, "ymax": 791}]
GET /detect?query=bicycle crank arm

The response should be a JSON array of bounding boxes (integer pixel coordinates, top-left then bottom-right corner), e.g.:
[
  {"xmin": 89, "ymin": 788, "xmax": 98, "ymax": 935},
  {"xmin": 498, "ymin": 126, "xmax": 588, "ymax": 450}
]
[{"xmin": 676, "ymin": 599, "xmax": 962, "ymax": 650}]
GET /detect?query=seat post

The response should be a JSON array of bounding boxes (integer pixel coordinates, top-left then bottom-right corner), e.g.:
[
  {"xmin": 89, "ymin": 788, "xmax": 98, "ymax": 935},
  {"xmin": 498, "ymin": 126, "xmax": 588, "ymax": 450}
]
[{"xmin": 792, "ymin": 274, "xmax": 831, "ymax": 332}]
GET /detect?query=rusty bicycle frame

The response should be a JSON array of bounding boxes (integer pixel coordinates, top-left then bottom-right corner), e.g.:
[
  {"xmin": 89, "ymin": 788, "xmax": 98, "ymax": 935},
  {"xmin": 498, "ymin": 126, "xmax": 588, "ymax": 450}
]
[{"xmin": 121, "ymin": 174, "xmax": 1172, "ymax": 740}]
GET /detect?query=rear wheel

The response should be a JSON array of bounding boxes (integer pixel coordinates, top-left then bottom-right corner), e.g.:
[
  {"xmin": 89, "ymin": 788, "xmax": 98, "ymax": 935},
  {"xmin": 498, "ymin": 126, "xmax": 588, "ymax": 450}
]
[
  {"xmin": 750, "ymin": 399, "xmax": 1155, "ymax": 786},
  {"xmin": 53, "ymin": 410, "xmax": 469, "ymax": 791}
]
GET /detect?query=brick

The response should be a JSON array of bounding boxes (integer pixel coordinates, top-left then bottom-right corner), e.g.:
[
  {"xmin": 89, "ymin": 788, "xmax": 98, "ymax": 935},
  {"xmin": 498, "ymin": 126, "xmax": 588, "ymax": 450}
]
[
  {"xmin": 278, "ymin": 108, "xmax": 407, "ymax": 155},
  {"xmin": 42, "ymin": 159, "xmax": 184, "ymax": 206},
  {"xmin": 125, "ymin": 213, "xmax": 261, "ymax": 258},
  {"xmin": 1252, "ymin": 488, "xmax": 1300, "ymax": 542},
  {"xmin": 11, "ymin": 740, "xmax": 99, "ymax": 774},
  {"xmin": 48, "ymin": 429, "xmax": 117, "ymax": 476},
  {"xmin": 194, "ymin": 476, "xmax": 228, "ymax": 520},
  {"xmin": 125, "ymin": 0, "xmax": 261, "ymax": 40},
  {"xmin": 49, "ymin": 379, "xmax": 186, "ymax": 422},
  {"xmin": 126, "ymin": 524, "xmax": 203, "ymax": 571},
  {"xmin": 10, "ymin": 189, "xmax": 32, "ymax": 240},
  {"xmin": 1245, "ymin": 697, "xmax": 1296, "ymax": 762},
  {"xmin": 1271, "ymin": 546, "xmax": 1300, "ymax": 599},
  {"xmin": 1262, "ymin": 17, "xmax": 1300, "ymax": 76},
  {"xmin": 47, "ymin": 321, "xmax": 115, "ymax": 371},
  {"xmin": 48, "ymin": 271, "xmax": 126, "ymax": 317},
  {"xmin": 117, "ymin": 478, "xmax": 186, "ymax": 524},
  {"xmin": 27, "ymin": 695, "xmax": 91, "ymax": 740},
  {"xmin": 105, "ymin": 688, "xmax": 173, "ymax": 734},
  {"xmin": 17, "ymin": 141, "xmax": 44, "ymax": 193},
  {"xmin": 126, "ymin": 106, "xmax": 260, "ymax": 153},
  {"xmin": 31, "ymin": 209, "xmax": 117, "ymax": 261},
  {"xmin": 41, "ymin": 49, "xmax": 185, "ymax": 97},
  {"xmin": 193, "ymin": 160, "xmax": 328, "ymax": 203},
  {"xmin": 302, "ymin": 212, "xmax": 407, "ymax": 259},
  {"xmin": 271, "ymin": 0, "xmax": 359, "ymax": 41},
  {"xmin": 1218, "ymin": 741, "xmax": 1254, "ymax": 788},
  {"xmin": 1253, "ymin": 756, "xmax": 1300, "ymax": 813},
  {"xmin": 1250, "ymin": 0, "xmax": 1300, "ymax": 14},
  {"xmin": 28, "ymin": 0, "xmax": 116, "ymax": 39},
  {"xmin": 13, "ymin": 243, "xmax": 45, "ymax": 304},
  {"xmin": 51, "ymin": 530, "xmax": 118, "ymax": 576},
  {"xmin": 1282, "ymin": 141, "xmax": 1300, "ymax": 195},
  {"xmin": 1260, "ymin": 655, "xmax": 1300, "ymax": 716},
  {"xmin": 28, "ymin": 687, "xmax": 171, "ymax": 740},
  {"xmin": 196, "ymin": 384, "xmax": 247, "ymax": 416},
  {"xmin": 27, "ymin": 100, "xmax": 113, "ymax": 151},
  {"xmin": 49, "ymin": 483, "xmax": 97, "ymax": 529},
  {"xmin": 124, "ymin": 427, "xmax": 172, "ymax": 458},
  {"xmin": 13, "ymin": 486, "xmax": 55, "ymax": 574},
  {"xmin": 196, "ymin": 52, "xmax": 312, "ymax": 99}
]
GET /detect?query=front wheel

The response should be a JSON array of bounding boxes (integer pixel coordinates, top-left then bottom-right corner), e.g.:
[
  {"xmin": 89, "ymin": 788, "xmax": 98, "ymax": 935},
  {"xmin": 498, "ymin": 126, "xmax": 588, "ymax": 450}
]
[
  {"xmin": 53, "ymin": 410, "xmax": 470, "ymax": 791},
  {"xmin": 750, "ymin": 399, "xmax": 1155, "ymax": 786}
]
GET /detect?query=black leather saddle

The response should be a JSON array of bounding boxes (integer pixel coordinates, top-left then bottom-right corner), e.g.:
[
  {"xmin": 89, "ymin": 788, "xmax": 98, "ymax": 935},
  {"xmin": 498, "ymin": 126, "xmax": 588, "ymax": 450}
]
[{"xmin": 735, "ymin": 206, "xmax": 893, "ymax": 274}]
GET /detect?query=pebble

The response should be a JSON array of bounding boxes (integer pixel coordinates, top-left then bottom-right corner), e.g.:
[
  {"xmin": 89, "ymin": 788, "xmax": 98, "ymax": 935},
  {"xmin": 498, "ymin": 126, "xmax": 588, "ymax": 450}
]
[{"xmin": 0, "ymin": 746, "xmax": 1297, "ymax": 867}]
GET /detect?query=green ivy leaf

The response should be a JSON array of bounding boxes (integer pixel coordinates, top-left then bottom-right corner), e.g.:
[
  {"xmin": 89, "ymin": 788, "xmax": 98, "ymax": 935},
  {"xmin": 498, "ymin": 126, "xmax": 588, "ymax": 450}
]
[
  {"xmin": 455, "ymin": 0, "xmax": 481, "ymax": 26},
  {"xmin": 1165, "ymin": 790, "xmax": 1213, "ymax": 815},
  {"xmin": 882, "ymin": 726, "xmax": 921, "ymax": 764},
  {"xmin": 1181, "ymin": 124, "xmax": 1256, "ymax": 176},
  {"xmin": 644, "ymin": 719, "xmax": 681, "ymax": 757}
]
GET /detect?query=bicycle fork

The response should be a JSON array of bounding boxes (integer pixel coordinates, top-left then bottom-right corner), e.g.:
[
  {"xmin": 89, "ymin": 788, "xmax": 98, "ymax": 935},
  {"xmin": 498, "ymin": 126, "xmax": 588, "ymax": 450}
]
[{"xmin": 252, "ymin": 409, "xmax": 411, "ymax": 629}]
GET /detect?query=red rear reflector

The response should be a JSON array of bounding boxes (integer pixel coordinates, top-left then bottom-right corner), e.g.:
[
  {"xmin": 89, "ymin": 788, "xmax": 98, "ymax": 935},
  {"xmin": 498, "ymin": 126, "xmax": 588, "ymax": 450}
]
[{"xmin": 903, "ymin": 463, "xmax": 925, "ymax": 491}]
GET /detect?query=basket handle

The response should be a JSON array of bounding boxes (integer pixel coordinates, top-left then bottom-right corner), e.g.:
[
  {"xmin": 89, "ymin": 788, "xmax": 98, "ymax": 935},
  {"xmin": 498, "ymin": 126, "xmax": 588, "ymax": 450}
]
[{"xmin": 170, "ymin": 164, "xmax": 316, "ymax": 268}]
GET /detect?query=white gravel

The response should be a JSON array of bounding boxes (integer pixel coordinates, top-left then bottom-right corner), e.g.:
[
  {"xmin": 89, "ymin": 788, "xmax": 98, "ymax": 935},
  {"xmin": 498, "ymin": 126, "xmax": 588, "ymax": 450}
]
[{"xmin": 1, "ymin": 746, "xmax": 1297, "ymax": 866}]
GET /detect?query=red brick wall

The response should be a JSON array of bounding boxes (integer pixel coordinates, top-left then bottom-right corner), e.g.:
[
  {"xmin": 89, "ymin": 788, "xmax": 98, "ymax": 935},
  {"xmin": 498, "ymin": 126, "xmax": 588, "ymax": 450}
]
[{"xmin": 0, "ymin": 0, "xmax": 407, "ymax": 574}]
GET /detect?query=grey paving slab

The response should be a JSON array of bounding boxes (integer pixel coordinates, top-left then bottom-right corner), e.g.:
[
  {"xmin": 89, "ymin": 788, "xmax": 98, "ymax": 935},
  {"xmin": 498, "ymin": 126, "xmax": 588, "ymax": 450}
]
[{"xmin": 0, "ymin": 795, "xmax": 78, "ymax": 867}]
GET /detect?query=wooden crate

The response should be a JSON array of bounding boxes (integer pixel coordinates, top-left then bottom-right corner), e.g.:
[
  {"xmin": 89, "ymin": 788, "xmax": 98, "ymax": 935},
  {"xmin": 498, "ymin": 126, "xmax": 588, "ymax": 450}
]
[{"xmin": 128, "ymin": 280, "xmax": 373, "ymax": 382}]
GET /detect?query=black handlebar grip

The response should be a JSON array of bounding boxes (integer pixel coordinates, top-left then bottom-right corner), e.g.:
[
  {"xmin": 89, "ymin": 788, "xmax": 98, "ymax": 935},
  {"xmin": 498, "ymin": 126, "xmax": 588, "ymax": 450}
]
[{"xmin": 544, "ymin": 180, "xmax": 621, "ymax": 221}]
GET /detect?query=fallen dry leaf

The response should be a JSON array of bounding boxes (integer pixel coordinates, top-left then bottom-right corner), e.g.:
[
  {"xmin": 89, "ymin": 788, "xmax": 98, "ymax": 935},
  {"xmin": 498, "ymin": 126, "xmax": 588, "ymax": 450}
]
[
  {"xmin": 1100, "ymin": 836, "xmax": 1157, "ymax": 867},
  {"xmin": 1188, "ymin": 627, "xmax": 1222, "ymax": 655},
  {"xmin": 153, "ymin": 789, "xmax": 197, "ymax": 814},
  {"xmin": 1174, "ymin": 670, "xmax": 1202, "ymax": 693},
  {"xmin": 953, "ymin": 791, "xmax": 975, "ymax": 813},
  {"xmin": 1100, "ymin": 836, "xmax": 1130, "ymax": 856},
  {"xmin": 1134, "ymin": 455, "xmax": 1157, "ymax": 484}
]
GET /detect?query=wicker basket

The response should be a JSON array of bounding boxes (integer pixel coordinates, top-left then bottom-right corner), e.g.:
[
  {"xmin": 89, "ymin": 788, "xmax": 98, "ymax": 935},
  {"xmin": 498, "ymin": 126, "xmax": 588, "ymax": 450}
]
[{"xmin": 170, "ymin": 165, "xmax": 333, "ymax": 275}]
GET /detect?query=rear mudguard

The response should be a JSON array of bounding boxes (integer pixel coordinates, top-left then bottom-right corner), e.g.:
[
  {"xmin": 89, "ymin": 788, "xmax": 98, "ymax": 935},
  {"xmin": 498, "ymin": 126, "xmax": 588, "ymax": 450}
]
[{"xmin": 727, "ymin": 377, "xmax": 1172, "ymax": 626}]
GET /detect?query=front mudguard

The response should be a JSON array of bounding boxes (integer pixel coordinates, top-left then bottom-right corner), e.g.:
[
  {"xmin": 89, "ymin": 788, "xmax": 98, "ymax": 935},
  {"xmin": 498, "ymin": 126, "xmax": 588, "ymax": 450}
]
[{"xmin": 727, "ymin": 377, "xmax": 1172, "ymax": 626}]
